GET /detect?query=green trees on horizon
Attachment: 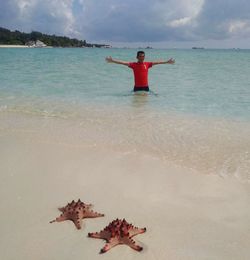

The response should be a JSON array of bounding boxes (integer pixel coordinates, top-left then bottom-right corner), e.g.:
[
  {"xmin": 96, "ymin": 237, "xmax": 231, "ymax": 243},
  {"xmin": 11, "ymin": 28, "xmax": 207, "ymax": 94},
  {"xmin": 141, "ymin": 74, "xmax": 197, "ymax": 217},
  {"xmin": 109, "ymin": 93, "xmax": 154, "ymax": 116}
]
[{"xmin": 0, "ymin": 27, "xmax": 90, "ymax": 47}]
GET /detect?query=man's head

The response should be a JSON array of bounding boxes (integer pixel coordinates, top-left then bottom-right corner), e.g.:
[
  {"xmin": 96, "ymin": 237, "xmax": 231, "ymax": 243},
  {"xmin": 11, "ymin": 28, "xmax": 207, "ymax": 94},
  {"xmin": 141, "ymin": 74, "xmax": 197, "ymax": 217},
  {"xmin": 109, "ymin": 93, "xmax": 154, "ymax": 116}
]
[{"xmin": 137, "ymin": 51, "xmax": 145, "ymax": 62}]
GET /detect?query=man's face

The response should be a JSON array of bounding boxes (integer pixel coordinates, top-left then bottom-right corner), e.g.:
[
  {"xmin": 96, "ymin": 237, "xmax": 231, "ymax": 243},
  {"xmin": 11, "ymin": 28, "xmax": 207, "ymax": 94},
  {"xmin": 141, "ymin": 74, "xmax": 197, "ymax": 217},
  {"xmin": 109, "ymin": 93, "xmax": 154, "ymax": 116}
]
[{"xmin": 137, "ymin": 53, "xmax": 145, "ymax": 62}]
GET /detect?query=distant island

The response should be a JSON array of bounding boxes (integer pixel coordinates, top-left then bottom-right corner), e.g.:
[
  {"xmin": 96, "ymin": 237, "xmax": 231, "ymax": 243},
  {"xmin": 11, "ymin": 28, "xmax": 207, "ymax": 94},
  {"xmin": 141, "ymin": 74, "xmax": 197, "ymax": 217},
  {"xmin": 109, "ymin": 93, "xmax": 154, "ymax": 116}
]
[
  {"xmin": 192, "ymin": 47, "xmax": 205, "ymax": 49},
  {"xmin": 0, "ymin": 27, "xmax": 111, "ymax": 48}
]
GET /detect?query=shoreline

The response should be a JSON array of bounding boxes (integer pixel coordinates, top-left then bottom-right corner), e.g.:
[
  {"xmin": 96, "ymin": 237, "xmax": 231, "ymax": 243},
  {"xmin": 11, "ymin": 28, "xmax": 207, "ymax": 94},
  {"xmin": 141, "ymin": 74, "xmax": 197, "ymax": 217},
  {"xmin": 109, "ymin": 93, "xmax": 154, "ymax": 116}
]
[
  {"xmin": 0, "ymin": 44, "xmax": 29, "ymax": 48},
  {"xmin": 0, "ymin": 44, "xmax": 54, "ymax": 48},
  {"xmin": 0, "ymin": 112, "xmax": 249, "ymax": 259},
  {"xmin": 1, "ymin": 109, "xmax": 250, "ymax": 182}
]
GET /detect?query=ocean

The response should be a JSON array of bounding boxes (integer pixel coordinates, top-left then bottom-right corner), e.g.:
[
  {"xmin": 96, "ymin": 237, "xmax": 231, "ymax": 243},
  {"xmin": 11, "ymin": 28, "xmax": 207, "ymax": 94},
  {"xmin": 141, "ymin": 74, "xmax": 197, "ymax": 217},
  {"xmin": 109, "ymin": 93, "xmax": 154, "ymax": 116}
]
[{"xmin": 0, "ymin": 47, "xmax": 250, "ymax": 181}]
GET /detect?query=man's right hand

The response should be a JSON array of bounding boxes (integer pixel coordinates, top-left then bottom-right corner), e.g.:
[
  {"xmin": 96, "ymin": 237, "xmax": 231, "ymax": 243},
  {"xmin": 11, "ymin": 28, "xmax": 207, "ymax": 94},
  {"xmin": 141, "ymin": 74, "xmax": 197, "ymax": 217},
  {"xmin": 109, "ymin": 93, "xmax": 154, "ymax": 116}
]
[{"xmin": 105, "ymin": 56, "xmax": 113, "ymax": 63}]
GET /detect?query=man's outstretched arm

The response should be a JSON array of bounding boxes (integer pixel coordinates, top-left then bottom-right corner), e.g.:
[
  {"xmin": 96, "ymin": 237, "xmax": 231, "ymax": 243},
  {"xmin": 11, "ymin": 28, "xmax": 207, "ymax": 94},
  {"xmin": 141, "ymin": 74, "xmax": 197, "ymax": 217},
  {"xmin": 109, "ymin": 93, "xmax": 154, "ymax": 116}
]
[
  {"xmin": 152, "ymin": 58, "xmax": 175, "ymax": 66},
  {"xmin": 105, "ymin": 56, "xmax": 130, "ymax": 66}
]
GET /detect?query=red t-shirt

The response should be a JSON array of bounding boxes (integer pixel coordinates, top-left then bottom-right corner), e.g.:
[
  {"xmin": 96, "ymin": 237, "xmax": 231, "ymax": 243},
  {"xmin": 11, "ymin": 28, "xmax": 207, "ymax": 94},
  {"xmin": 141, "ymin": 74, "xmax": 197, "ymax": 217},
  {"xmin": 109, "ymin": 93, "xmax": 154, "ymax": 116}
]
[{"xmin": 128, "ymin": 62, "xmax": 153, "ymax": 87}]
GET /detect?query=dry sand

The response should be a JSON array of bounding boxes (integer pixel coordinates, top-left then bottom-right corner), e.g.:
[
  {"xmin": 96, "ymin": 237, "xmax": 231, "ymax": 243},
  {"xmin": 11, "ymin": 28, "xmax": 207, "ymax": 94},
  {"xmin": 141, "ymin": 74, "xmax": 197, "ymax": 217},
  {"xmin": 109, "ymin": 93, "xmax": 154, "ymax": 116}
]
[
  {"xmin": 0, "ymin": 114, "xmax": 249, "ymax": 260},
  {"xmin": 0, "ymin": 45, "xmax": 29, "ymax": 48}
]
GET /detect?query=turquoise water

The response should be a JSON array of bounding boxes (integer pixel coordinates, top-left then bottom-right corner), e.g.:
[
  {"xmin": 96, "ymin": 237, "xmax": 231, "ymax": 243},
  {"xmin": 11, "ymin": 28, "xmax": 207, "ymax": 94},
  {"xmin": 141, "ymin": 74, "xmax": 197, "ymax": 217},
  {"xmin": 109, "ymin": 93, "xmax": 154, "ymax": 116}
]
[
  {"xmin": 0, "ymin": 48, "xmax": 250, "ymax": 120},
  {"xmin": 0, "ymin": 48, "xmax": 250, "ymax": 180}
]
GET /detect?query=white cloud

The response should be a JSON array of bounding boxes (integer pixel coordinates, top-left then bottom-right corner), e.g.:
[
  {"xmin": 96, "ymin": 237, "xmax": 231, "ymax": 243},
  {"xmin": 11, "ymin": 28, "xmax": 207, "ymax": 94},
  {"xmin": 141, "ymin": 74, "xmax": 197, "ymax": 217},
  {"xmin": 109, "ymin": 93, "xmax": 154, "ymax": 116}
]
[
  {"xmin": 17, "ymin": 0, "xmax": 35, "ymax": 14},
  {"xmin": 168, "ymin": 17, "xmax": 192, "ymax": 28},
  {"xmin": 167, "ymin": 0, "xmax": 204, "ymax": 28},
  {"xmin": 0, "ymin": 0, "xmax": 77, "ymax": 36},
  {"xmin": 228, "ymin": 20, "xmax": 250, "ymax": 35},
  {"xmin": 0, "ymin": 0, "xmax": 250, "ymax": 47}
]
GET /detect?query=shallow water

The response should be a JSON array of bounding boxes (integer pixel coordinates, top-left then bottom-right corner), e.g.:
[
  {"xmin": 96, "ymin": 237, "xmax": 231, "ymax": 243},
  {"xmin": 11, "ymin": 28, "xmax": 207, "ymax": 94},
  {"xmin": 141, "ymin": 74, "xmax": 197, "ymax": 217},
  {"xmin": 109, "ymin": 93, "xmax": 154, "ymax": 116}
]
[
  {"xmin": 1, "ymin": 48, "xmax": 250, "ymax": 119},
  {"xmin": 0, "ymin": 48, "xmax": 250, "ymax": 181}
]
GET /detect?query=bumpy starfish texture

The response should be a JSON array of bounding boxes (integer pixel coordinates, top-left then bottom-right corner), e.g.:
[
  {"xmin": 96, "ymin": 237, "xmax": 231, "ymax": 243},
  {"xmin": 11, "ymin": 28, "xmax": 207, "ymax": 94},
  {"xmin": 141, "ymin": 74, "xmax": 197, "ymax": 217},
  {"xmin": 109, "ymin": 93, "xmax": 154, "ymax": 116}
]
[
  {"xmin": 50, "ymin": 199, "xmax": 104, "ymax": 229},
  {"xmin": 88, "ymin": 218, "xmax": 146, "ymax": 253}
]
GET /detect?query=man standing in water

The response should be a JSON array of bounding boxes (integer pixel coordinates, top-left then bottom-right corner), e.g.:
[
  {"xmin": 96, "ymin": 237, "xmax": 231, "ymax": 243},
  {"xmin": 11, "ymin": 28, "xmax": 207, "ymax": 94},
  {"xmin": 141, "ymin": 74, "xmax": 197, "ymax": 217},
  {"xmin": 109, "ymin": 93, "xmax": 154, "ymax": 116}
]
[{"xmin": 105, "ymin": 51, "xmax": 175, "ymax": 92}]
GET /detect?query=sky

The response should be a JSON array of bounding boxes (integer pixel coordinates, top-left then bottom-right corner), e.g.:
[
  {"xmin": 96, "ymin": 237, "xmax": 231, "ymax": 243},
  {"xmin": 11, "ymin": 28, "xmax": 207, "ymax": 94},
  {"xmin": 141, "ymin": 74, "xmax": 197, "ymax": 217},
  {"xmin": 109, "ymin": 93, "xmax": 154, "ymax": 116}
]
[{"xmin": 0, "ymin": 0, "xmax": 250, "ymax": 48}]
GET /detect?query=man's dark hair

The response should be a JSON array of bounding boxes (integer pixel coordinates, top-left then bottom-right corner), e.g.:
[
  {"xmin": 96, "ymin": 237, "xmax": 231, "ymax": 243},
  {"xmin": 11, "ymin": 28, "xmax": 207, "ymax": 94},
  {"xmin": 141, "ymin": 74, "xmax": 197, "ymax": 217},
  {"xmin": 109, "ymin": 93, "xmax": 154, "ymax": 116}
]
[{"xmin": 137, "ymin": 51, "xmax": 145, "ymax": 58}]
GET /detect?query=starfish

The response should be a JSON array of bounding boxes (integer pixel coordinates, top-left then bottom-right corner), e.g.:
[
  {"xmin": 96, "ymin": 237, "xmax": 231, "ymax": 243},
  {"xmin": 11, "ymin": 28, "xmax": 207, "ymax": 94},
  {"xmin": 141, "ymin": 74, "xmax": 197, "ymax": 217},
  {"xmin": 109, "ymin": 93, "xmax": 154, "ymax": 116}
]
[
  {"xmin": 50, "ymin": 199, "xmax": 104, "ymax": 229},
  {"xmin": 88, "ymin": 218, "xmax": 146, "ymax": 253}
]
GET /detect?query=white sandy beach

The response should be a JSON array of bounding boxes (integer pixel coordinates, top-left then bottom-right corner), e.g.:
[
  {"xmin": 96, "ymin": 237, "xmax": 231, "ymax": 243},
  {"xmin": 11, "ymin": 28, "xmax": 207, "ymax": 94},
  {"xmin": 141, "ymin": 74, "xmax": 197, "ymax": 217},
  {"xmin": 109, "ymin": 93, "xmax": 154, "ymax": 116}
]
[
  {"xmin": 0, "ymin": 45, "xmax": 52, "ymax": 48},
  {"xmin": 0, "ymin": 112, "xmax": 250, "ymax": 260},
  {"xmin": 0, "ymin": 44, "xmax": 29, "ymax": 48}
]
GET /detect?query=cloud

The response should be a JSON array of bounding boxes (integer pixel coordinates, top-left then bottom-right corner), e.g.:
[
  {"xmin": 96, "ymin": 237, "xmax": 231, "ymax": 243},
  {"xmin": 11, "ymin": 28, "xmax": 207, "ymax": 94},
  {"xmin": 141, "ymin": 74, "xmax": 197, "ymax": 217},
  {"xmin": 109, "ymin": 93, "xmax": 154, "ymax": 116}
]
[
  {"xmin": 77, "ymin": 0, "xmax": 205, "ymax": 42},
  {"xmin": 194, "ymin": 0, "xmax": 250, "ymax": 40},
  {"xmin": 0, "ymin": 0, "xmax": 250, "ymax": 46},
  {"xmin": 228, "ymin": 20, "xmax": 250, "ymax": 35},
  {"xmin": 0, "ymin": 0, "xmax": 77, "ymax": 36}
]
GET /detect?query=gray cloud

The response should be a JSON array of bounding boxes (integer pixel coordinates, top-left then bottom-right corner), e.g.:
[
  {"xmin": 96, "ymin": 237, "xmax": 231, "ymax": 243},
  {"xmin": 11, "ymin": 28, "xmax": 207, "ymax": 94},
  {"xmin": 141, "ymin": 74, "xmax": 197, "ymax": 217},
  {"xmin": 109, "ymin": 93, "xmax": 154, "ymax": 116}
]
[
  {"xmin": 194, "ymin": 0, "xmax": 250, "ymax": 40},
  {"xmin": 0, "ymin": 0, "xmax": 250, "ymax": 46},
  {"xmin": 78, "ymin": 0, "xmax": 205, "ymax": 42},
  {"xmin": 0, "ymin": 0, "xmax": 20, "ymax": 29},
  {"xmin": 0, "ymin": 0, "xmax": 77, "ymax": 36}
]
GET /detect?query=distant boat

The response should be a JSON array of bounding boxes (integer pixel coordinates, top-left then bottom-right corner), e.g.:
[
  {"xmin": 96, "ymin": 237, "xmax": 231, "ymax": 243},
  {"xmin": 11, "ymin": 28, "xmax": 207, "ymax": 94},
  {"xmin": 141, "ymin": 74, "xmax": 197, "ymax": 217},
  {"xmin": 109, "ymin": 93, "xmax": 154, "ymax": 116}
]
[{"xmin": 192, "ymin": 47, "xmax": 205, "ymax": 49}]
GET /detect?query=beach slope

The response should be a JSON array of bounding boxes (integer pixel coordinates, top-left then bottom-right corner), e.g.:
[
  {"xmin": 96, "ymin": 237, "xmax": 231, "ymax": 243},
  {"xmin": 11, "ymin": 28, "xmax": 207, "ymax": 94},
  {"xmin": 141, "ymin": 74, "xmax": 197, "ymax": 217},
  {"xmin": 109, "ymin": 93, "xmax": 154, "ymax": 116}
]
[{"xmin": 0, "ymin": 114, "xmax": 249, "ymax": 260}]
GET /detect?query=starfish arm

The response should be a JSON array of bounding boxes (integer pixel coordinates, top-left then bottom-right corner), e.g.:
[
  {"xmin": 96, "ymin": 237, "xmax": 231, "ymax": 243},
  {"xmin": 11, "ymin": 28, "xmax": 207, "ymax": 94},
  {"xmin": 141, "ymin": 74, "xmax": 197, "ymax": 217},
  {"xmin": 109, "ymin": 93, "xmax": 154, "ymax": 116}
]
[
  {"xmin": 84, "ymin": 203, "xmax": 93, "ymax": 208},
  {"xmin": 50, "ymin": 214, "xmax": 68, "ymax": 223},
  {"xmin": 129, "ymin": 227, "xmax": 146, "ymax": 238},
  {"xmin": 77, "ymin": 200, "xmax": 92, "ymax": 209},
  {"xmin": 82, "ymin": 210, "xmax": 104, "ymax": 218},
  {"xmin": 73, "ymin": 217, "xmax": 82, "ymax": 230},
  {"xmin": 88, "ymin": 230, "xmax": 111, "ymax": 240},
  {"xmin": 99, "ymin": 237, "xmax": 120, "ymax": 254},
  {"xmin": 121, "ymin": 237, "xmax": 143, "ymax": 252}
]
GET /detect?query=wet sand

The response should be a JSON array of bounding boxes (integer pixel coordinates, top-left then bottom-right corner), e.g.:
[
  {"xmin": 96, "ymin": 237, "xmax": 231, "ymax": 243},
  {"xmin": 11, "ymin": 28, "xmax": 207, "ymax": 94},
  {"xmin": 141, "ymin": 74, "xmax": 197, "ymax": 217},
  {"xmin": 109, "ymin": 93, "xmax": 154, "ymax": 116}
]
[{"xmin": 0, "ymin": 113, "xmax": 249, "ymax": 260}]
